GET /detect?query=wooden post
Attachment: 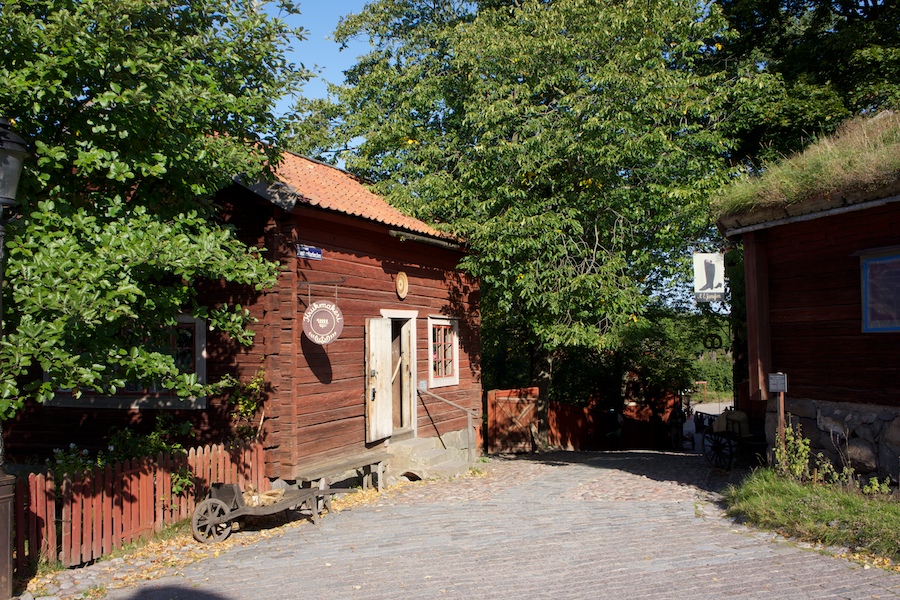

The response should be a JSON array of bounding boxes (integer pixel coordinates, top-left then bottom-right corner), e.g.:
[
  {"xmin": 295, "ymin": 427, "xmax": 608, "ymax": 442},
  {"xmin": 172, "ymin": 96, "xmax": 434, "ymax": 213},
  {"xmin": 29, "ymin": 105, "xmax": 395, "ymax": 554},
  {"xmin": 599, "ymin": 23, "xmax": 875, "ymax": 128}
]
[
  {"xmin": 467, "ymin": 411, "xmax": 475, "ymax": 464},
  {"xmin": 768, "ymin": 372, "xmax": 788, "ymax": 460},
  {"xmin": 779, "ymin": 390, "xmax": 786, "ymax": 457},
  {"xmin": 0, "ymin": 473, "xmax": 14, "ymax": 600},
  {"xmin": 743, "ymin": 231, "xmax": 772, "ymax": 421}
]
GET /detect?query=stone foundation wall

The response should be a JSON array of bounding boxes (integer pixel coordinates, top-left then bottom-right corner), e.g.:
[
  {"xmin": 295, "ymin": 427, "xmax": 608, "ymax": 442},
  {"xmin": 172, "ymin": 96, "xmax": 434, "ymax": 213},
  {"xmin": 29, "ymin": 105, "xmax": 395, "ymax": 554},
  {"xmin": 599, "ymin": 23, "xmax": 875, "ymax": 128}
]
[{"xmin": 768, "ymin": 397, "xmax": 900, "ymax": 481}]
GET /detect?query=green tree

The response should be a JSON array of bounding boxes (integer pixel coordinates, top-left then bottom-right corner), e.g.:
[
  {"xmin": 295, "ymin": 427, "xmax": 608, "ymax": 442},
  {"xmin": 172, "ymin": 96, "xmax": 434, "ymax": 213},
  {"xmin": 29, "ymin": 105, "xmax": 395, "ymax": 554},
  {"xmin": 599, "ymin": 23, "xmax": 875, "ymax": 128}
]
[
  {"xmin": 0, "ymin": 0, "xmax": 308, "ymax": 422},
  {"xmin": 293, "ymin": 0, "xmax": 735, "ymax": 410},
  {"xmin": 717, "ymin": 0, "xmax": 900, "ymax": 165}
]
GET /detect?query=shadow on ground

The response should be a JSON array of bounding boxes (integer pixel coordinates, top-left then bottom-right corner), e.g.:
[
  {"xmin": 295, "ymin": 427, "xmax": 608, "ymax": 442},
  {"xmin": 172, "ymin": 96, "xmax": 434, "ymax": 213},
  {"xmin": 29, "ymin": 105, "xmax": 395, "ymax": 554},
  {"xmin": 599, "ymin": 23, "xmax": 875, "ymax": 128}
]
[
  {"xmin": 117, "ymin": 586, "xmax": 229, "ymax": 600},
  {"xmin": 493, "ymin": 448, "xmax": 756, "ymax": 496}
]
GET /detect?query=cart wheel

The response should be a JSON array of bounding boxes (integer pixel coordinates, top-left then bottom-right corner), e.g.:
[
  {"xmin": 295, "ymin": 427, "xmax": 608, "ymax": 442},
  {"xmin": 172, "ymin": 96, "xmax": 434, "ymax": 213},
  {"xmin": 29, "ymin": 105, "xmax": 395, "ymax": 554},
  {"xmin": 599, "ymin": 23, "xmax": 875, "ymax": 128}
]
[
  {"xmin": 192, "ymin": 498, "xmax": 232, "ymax": 543},
  {"xmin": 702, "ymin": 432, "xmax": 735, "ymax": 470}
]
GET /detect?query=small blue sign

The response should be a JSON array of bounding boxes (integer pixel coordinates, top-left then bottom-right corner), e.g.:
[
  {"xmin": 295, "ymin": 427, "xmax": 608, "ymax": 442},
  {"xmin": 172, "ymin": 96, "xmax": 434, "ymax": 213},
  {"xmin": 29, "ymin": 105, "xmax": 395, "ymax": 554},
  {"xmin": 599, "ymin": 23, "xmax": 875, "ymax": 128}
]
[{"xmin": 297, "ymin": 244, "xmax": 323, "ymax": 261}]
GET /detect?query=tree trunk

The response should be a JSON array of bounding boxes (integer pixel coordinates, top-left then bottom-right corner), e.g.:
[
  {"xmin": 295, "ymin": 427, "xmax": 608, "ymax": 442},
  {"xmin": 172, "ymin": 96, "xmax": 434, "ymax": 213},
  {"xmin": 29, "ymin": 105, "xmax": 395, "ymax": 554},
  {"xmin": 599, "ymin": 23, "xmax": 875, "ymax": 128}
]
[{"xmin": 531, "ymin": 344, "xmax": 554, "ymax": 450}]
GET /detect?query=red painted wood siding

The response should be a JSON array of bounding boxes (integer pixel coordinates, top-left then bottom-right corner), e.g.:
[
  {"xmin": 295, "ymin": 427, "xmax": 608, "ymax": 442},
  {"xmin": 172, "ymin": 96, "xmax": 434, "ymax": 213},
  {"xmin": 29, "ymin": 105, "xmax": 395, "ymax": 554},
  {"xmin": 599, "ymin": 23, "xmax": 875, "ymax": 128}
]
[
  {"xmin": 756, "ymin": 203, "xmax": 900, "ymax": 407},
  {"xmin": 201, "ymin": 192, "xmax": 478, "ymax": 478},
  {"xmin": 239, "ymin": 200, "xmax": 481, "ymax": 479}
]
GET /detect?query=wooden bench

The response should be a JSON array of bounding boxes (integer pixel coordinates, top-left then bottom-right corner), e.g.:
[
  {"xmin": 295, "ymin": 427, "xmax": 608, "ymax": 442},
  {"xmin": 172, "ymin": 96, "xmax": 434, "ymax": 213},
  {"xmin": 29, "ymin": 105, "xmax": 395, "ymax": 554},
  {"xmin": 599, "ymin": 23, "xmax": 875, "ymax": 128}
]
[{"xmin": 293, "ymin": 449, "xmax": 392, "ymax": 493}]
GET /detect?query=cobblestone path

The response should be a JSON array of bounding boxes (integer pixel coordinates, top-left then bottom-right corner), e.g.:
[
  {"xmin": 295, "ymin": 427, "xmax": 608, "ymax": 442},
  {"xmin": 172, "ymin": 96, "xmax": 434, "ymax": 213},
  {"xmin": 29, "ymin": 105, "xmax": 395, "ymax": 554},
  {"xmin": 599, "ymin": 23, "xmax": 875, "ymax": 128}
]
[{"xmin": 86, "ymin": 450, "xmax": 900, "ymax": 600}]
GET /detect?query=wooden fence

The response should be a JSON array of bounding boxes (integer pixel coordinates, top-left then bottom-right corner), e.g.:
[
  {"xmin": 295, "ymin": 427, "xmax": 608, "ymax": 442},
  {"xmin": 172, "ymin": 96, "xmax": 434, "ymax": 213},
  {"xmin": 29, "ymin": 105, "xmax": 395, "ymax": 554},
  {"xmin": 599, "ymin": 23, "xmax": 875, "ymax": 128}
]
[
  {"xmin": 13, "ymin": 442, "xmax": 268, "ymax": 574},
  {"xmin": 548, "ymin": 402, "xmax": 604, "ymax": 451},
  {"xmin": 486, "ymin": 388, "xmax": 540, "ymax": 453}
]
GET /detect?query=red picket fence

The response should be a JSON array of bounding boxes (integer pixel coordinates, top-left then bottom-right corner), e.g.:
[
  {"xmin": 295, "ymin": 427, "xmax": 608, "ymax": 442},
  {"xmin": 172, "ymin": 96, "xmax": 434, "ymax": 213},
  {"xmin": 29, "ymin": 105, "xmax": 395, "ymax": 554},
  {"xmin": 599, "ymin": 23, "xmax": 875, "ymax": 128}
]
[{"xmin": 13, "ymin": 442, "xmax": 267, "ymax": 574}]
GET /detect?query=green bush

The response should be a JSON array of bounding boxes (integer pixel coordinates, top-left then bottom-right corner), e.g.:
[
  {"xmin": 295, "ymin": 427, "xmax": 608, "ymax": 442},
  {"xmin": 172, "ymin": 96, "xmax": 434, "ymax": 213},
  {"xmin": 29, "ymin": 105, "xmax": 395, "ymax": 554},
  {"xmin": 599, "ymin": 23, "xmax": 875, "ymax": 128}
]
[
  {"xmin": 774, "ymin": 420, "xmax": 811, "ymax": 480},
  {"xmin": 693, "ymin": 352, "xmax": 733, "ymax": 392},
  {"xmin": 47, "ymin": 414, "xmax": 195, "ymax": 495}
]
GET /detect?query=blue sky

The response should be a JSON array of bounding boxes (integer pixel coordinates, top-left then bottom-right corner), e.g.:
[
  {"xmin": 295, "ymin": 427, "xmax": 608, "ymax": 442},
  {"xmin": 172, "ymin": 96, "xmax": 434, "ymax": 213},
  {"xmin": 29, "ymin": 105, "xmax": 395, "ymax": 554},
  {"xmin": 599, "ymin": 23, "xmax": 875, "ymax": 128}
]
[{"xmin": 275, "ymin": 2, "xmax": 372, "ymax": 113}]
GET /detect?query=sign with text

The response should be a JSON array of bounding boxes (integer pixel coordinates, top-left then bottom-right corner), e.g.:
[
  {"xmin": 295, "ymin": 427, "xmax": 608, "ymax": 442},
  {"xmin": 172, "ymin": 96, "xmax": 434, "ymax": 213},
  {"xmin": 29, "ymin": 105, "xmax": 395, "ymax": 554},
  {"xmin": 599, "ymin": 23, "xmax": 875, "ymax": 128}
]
[
  {"xmin": 768, "ymin": 372, "xmax": 788, "ymax": 394},
  {"xmin": 297, "ymin": 244, "xmax": 323, "ymax": 261},
  {"xmin": 302, "ymin": 300, "xmax": 344, "ymax": 345},
  {"xmin": 693, "ymin": 252, "xmax": 726, "ymax": 302}
]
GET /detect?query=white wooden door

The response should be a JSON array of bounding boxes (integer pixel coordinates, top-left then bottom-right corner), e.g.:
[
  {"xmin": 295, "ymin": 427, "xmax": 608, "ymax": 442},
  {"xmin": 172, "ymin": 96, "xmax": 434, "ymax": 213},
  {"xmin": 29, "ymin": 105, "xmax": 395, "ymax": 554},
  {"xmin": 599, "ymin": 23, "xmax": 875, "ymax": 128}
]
[{"xmin": 365, "ymin": 318, "xmax": 393, "ymax": 442}]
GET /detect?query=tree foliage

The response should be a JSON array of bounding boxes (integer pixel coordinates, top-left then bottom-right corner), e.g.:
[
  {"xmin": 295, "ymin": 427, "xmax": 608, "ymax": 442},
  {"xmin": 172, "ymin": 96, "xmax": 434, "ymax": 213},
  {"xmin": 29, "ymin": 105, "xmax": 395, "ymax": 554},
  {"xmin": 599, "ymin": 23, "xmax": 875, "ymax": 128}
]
[
  {"xmin": 540, "ymin": 306, "xmax": 731, "ymax": 406},
  {"xmin": 293, "ymin": 0, "xmax": 735, "ymax": 359},
  {"xmin": 717, "ymin": 0, "xmax": 900, "ymax": 164},
  {"xmin": 0, "ymin": 0, "xmax": 308, "ymax": 417}
]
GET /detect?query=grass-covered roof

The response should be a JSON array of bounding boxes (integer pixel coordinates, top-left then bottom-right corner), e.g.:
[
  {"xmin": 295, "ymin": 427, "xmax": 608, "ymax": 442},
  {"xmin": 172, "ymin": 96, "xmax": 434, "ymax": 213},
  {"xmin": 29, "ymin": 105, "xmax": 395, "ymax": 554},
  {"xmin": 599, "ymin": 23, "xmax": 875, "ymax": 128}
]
[{"xmin": 716, "ymin": 111, "xmax": 900, "ymax": 233}]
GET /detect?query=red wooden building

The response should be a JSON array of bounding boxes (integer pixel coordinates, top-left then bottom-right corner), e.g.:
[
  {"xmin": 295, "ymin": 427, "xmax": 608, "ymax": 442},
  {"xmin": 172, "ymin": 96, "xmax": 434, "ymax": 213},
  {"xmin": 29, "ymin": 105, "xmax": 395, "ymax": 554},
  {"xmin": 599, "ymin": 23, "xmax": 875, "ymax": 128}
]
[
  {"xmin": 7, "ymin": 153, "xmax": 482, "ymax": 484},
  {"xmin": 718, "ymin": 114, "xmax": 900, "ymax": 479}
]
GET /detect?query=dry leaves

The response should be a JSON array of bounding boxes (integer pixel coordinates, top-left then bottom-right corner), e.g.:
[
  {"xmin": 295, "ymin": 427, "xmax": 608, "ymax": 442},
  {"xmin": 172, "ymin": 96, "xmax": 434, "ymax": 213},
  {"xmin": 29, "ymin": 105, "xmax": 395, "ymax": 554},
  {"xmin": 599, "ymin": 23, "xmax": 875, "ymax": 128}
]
[{"xmin": 27, "ymin": 470, "xmax": 493, "ymax": 598}]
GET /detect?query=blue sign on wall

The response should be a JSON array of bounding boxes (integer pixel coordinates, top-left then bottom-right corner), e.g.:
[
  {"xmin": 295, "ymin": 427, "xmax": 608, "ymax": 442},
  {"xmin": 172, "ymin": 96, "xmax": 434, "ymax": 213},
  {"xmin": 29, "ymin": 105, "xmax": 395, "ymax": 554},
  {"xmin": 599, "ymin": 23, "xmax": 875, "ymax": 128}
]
[{"xmin": 297, "ymin": 244, "xmax": 323, "ymax": 261}]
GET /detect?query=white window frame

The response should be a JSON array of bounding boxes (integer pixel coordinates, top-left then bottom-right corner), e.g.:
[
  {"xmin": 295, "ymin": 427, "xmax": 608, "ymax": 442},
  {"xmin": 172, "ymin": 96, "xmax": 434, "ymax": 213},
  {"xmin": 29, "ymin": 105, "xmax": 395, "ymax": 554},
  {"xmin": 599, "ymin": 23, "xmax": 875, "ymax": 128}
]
[
  {"xmin": 428, "ymin": 316, "xmax": 459, "ymax": 388},
  {"xmin": 46, "ymin": 315, "xmax": 208, "ymax": 409}
]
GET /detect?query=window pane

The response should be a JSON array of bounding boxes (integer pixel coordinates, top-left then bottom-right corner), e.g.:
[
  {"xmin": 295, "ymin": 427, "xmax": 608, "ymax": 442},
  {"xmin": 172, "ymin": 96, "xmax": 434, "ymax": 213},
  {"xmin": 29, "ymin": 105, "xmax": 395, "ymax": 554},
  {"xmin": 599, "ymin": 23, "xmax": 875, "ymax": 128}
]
[
  {"xmin": 175, "ymin": 324, "xmax": 196, "ymax": 373},
  {"xmin": 432, "ymin": 324, "xmax": 454, "ymax": 378},
  {"xmin": 863, "ymin": 254, "xmax": 900, "ymax": 331}
]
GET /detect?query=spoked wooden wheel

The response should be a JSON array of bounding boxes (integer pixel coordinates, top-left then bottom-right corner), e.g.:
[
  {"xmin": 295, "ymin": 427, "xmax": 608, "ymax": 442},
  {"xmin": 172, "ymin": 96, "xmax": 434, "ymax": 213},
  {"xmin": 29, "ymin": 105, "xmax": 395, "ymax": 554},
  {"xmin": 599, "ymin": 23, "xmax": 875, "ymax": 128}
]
[
  {"xmin": 702, "ymin": 432, "xmax": 736, "ymax": 470},
  {"xmin": 192, "ymin": 498, "xmax": 232, "ymax": 543}
]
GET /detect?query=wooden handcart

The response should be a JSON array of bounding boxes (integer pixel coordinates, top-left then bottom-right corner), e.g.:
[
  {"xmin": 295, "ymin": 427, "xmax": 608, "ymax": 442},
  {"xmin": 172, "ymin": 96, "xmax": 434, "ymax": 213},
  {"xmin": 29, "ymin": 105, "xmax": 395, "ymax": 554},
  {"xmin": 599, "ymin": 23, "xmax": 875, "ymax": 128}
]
[
  {"xmin": 694, "ymin": 408, "xmax": 767, "ymax": 470},
  {"xmin": 191, "ymin": 482, "xmax": 357, "ymax": 543}
]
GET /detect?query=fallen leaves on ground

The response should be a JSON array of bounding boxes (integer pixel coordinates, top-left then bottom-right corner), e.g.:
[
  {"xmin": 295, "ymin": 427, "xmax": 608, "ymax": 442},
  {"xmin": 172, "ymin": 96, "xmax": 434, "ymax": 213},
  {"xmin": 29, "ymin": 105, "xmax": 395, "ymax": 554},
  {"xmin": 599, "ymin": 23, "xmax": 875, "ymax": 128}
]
[
  {"xmin": 26, "ymin": 470, "xmax": 492, "ymax": 598},
  {"xmin": 838, "ymin": 550, "xmax": 900, "ymax": 572}
]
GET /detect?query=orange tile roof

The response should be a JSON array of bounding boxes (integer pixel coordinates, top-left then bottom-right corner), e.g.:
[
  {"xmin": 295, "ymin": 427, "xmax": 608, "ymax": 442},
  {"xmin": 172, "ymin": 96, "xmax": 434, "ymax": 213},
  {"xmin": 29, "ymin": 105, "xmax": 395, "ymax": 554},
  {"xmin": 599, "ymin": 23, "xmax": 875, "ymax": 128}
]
[{"xmin": 266, "ymin": 151, "xmax": 447, "ymax": 240}]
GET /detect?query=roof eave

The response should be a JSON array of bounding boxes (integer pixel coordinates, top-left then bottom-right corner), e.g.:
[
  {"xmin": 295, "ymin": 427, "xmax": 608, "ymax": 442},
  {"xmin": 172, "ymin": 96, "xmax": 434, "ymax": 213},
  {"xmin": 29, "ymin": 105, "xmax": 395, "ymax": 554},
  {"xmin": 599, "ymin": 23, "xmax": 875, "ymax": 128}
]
[
  {"xmin": 719, "ymin": 187, "xmax": 900, "ymax": 240},
  {"xmin": 238, "ymin": 177, "xmax": 300, "ymax": 212}
]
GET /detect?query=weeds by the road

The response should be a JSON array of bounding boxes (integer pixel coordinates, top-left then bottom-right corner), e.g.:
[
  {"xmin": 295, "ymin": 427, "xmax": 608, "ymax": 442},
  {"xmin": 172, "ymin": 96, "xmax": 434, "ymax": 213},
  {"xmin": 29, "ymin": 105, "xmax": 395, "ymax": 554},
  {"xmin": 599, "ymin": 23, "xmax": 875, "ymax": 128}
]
[
  {"xmin": 725, "ymin": 469, "xmax": 900, "ymax": 567},
  {"xmin": 725, "ymin": 418, "xmax": 900, "ymax": 570}
]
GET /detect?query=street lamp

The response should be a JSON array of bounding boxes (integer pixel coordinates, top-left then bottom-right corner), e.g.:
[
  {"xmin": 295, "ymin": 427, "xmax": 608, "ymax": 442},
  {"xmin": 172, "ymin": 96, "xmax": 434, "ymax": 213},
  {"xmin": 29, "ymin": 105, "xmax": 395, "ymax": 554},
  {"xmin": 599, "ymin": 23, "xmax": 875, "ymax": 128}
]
[
  {"xmin": 0, "ymin": 118, "xmax": 26, "ymax": 211},
  {"xmin": 0, "ymin": 116, "xmax": 26, "ymax": 337},
  {"xmin": 0, "ymin": 116, "xmax": 26, "ymax": 600},
  {"xmin": 0, "ymin": 117, "xmax": 26, "ymax": 470}
]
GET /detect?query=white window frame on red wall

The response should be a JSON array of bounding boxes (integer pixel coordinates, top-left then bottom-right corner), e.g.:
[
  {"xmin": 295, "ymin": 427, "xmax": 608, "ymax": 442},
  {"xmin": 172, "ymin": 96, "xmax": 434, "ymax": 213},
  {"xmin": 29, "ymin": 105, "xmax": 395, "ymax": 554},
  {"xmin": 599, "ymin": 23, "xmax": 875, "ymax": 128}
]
[{"xmin": 427, "ymin": 316, "xmax": 459, "ymax": 388}]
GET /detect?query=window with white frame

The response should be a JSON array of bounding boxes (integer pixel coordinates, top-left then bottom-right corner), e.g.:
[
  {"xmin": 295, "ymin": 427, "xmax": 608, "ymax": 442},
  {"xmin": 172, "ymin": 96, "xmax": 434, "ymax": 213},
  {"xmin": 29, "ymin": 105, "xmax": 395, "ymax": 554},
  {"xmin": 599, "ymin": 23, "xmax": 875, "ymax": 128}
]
[
  {"xmin": 428, "ymin": 316, "xmax": 459, "ymax": 388},
  {"xmin": 47, "ymin": 314, "xmax": 207, "ymax": 409}
]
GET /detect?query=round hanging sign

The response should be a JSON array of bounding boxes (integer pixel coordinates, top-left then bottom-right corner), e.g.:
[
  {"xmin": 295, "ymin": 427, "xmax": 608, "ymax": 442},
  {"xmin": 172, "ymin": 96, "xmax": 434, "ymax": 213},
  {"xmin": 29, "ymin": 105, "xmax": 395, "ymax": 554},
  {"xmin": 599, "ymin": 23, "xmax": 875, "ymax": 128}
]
[
  {"xmin": 302, "ymin": 300, "xmax": 344, "ymax": 345},
  {"xmin": 396, "ymin": 271, "xmax": 409, "ymax": 299}
]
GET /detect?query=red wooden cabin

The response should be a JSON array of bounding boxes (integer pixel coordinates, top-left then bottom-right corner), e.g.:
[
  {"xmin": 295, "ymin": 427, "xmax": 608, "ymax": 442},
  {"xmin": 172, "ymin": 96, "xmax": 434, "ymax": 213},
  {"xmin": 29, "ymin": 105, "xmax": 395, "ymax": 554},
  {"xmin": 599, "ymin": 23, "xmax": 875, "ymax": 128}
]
[
  {"xmin": 220, "ymin": 154, "xmax": 482, "ymax": 482},
  {"xmin": 719, "ymin": 115, "xmax": 900, "ymax": 479},
  {"xmin": 7, "ymin": 153, "xmax": 482, "ymax": 484}
]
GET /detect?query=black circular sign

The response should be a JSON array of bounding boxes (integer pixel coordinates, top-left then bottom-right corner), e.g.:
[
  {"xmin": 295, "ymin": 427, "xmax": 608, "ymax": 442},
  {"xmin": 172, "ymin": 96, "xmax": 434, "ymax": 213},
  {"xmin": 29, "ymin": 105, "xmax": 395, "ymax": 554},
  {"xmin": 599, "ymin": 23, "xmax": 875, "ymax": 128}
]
[{"xmin": 703, "ymin": 333, "xmax": 723, "ymax": 350}]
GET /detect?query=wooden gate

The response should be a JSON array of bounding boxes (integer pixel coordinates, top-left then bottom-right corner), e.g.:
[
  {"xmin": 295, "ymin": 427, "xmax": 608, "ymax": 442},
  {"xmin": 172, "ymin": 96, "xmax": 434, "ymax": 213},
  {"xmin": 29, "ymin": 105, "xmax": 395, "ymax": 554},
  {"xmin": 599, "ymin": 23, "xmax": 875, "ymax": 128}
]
[{"xmin": 487, "ymin": 388, "xmax": 539, "ymax": 453}]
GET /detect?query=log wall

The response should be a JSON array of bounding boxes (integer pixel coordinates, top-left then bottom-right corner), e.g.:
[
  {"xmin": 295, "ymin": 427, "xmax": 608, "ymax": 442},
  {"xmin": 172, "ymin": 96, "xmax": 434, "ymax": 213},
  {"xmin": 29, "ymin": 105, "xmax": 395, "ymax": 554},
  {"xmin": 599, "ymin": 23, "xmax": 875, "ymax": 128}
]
[
  {"xmin": 751, "ymin": 203, "xmax": 900, "ymax": 408},
  {"xmin": 268, "ymin": 205, "xmax": 481, "ymax": 479}
]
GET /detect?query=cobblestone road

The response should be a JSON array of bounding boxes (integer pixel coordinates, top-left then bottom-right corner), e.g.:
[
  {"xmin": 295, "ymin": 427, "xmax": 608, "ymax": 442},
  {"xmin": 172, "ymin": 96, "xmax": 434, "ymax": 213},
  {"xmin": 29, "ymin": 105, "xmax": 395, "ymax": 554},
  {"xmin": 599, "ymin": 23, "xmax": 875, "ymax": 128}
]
[{"xmin": 88, "ymin": 450, "xmax": 900, "ymax": 600}]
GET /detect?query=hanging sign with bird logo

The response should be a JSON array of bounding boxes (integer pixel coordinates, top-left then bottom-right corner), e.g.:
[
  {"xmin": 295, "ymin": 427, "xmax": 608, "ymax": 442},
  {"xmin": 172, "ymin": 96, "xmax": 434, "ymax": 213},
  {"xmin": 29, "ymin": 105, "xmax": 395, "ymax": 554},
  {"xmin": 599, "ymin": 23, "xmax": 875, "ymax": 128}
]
[
  {"xmin": 693, "ymin": 253, "xmax": 726, "ymax": 302},
  {"xmin": 302, "ymin": 300, "xmax": 344, "ymax": 345}
]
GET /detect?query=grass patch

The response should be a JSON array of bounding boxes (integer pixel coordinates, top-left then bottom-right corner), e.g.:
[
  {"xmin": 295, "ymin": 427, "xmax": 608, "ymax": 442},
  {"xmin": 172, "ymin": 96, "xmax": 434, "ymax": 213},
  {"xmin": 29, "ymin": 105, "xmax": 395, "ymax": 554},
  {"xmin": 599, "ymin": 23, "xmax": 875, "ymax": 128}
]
[
  {"xmin": 724, "ymin": 468, "xmax": 900, "ymax": 562},
  {"xmin": 715, "ymin": 111, "xmax": 900, "ymax": 218}
]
